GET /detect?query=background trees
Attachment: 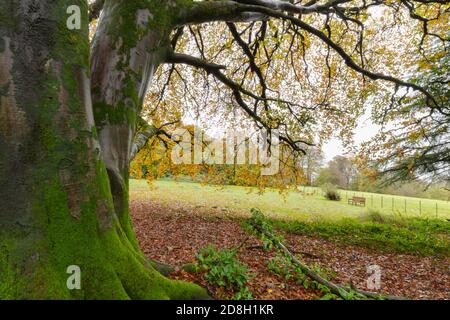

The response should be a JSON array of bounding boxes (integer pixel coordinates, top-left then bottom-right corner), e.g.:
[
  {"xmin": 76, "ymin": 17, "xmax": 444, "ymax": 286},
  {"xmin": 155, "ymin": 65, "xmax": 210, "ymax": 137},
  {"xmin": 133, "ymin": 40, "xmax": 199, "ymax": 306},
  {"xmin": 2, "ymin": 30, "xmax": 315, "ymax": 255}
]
[
  {"xmin": 299, "ymin": 147, "xmax": 325, "ymax": 186},
  {"xmin": 315, "ymin": 155, "xmax": 356, "ymax": 189}
]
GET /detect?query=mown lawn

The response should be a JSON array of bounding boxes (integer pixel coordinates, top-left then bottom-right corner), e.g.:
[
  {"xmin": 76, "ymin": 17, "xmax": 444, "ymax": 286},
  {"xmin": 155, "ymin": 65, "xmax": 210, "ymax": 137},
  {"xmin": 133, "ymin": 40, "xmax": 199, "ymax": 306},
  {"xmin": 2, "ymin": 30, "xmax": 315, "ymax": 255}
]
[
  {"xmin": 130, "ymin": 179, "xmax": 450, "ymax": 256},
  {"xmin": 130, "ymin": 179, "xmax": 450, "ymax": 221}
]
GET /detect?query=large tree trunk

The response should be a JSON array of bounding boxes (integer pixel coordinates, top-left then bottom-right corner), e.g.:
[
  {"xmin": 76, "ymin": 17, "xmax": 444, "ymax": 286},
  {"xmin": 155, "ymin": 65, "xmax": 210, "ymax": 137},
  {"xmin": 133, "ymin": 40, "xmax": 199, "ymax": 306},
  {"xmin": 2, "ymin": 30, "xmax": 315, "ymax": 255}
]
[
  {"xmin": 0, "ymin": 0, "xmax": 206, "ymax": 299},
  {"xmin": 90, "ymin": 0, "xmax": 169, "ymax": 248}
]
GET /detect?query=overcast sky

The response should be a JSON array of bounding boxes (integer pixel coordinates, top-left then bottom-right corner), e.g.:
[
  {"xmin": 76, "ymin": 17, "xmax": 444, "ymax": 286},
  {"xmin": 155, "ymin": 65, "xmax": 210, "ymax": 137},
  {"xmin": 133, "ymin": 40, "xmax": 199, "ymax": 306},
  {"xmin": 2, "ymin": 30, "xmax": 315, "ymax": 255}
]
[{"xmin": 322, "ymin": 112, "xmax": 381, "ymax": 163}]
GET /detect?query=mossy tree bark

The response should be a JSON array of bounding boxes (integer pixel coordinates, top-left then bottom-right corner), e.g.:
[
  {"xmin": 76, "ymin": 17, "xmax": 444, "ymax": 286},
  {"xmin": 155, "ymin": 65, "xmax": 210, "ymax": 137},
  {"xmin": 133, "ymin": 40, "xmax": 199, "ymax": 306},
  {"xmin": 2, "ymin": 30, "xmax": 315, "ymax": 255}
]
[
  {"xmin": 0, "ymin": 0, "xmax": 207, "ymax": 299},
  {"xmin": 90, "ymin": 0, "xmax": 171, "ymax": 248},
  {"xmin": 1, "ymin": 0, "xmax": 440, "ymax": 300}
]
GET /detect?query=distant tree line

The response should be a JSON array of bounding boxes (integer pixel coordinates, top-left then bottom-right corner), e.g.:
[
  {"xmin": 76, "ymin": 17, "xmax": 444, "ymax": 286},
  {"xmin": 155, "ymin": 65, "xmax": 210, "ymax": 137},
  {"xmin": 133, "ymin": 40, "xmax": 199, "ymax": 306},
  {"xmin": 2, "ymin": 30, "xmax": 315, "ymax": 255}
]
[{"xmin": 313, "ymin": 155, "xmax": 449, "ymax": 201}]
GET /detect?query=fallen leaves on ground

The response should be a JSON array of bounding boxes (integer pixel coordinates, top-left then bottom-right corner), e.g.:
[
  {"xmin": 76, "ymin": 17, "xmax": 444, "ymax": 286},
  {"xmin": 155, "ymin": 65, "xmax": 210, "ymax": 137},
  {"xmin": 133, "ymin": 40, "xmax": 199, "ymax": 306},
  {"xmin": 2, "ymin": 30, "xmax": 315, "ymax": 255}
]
[{"xmin": 131, "ymin": 199, "xmax": 449, "ymax": 300}]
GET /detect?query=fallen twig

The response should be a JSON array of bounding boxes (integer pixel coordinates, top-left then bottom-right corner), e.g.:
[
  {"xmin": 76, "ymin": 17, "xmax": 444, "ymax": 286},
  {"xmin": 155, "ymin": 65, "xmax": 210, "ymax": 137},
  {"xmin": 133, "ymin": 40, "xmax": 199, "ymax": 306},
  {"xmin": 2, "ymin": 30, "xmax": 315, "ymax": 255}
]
[
  {"xmin": 250, "ymin": 221, "xmax": 408, "ymax": 300},
  {"xmin": 246, "ymin": 245, "xmax": 321, "ymax": 259}
]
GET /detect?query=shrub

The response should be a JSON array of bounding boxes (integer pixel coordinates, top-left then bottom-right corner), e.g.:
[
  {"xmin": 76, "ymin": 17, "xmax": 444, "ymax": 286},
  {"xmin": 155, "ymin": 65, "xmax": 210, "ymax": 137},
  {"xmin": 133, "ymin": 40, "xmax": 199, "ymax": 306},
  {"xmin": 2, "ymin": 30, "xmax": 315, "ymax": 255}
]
[
  {"xmin": 322, "ymin": 183, "xmax": 341, "ymax": 201},
  {"xmin": 196, "ymin": 245, "xmax": 254, "ymax": 300}
]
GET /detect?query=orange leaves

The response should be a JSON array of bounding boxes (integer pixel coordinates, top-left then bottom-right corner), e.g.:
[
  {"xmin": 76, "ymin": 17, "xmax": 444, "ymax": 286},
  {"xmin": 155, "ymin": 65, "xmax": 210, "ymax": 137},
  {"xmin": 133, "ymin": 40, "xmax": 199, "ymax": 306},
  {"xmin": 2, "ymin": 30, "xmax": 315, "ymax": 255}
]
[{"xmin": 131, "ymin": 199, "xmax": 450, "ymax": 300}]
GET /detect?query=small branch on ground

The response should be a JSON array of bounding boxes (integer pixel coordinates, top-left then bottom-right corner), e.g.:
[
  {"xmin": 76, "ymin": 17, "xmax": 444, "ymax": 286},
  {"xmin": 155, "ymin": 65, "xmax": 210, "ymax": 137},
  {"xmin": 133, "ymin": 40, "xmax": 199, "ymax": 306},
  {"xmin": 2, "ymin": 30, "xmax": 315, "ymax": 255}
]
[
  {"xmin": 246, "ymin": 245, "xmax": 321, "ymax": 259},
  {"xmin": 249, "ymin": 220, "xmax": 407, "ymax": 300}
]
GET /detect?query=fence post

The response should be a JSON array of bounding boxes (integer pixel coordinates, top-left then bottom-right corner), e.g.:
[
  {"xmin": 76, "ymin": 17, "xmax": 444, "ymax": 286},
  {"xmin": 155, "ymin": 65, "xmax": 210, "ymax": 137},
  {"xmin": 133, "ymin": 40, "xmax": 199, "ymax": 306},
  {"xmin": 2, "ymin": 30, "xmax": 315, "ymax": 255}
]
[
  {"xmin": 371, "ymin": 195, "xmax": 373, "ymax": 207},
  {"xmin": 436, "ymin": 202, "xmax": 438, "ymax": 218},
  {"xmin": 419, "ymin": 200, "xmax": 422, "ymax": 216},
  {"xmin": 392, "ymin": 197, "xmax": 394, "ymax": 212},
  {"xmin": 404, "ymin": 199, "xmax": 407, "ymax": 214},
  {"xmin": 381, "ymin": 196, "xmax": 383, "ymax": 208}
]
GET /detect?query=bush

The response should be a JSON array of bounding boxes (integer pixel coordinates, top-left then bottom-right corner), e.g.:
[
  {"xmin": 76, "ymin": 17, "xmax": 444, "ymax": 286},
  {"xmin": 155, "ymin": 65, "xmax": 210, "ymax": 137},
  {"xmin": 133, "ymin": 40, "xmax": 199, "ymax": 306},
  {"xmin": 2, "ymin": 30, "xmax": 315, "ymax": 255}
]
[
  {"xmin": 321, "ymin": 183, "xmax": 341, "ymax": 201},
  {"xmin": 196, "ymin": 245, "xmax": 254, "ymax": 300}
]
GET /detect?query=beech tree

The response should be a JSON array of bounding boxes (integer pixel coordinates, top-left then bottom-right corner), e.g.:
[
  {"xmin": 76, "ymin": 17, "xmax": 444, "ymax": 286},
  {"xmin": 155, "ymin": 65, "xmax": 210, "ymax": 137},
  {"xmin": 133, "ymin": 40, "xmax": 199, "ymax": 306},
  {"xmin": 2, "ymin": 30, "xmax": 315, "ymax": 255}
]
[{"xmin": 0, "ymin": 0, "xmax": 447, "ymax": 299}]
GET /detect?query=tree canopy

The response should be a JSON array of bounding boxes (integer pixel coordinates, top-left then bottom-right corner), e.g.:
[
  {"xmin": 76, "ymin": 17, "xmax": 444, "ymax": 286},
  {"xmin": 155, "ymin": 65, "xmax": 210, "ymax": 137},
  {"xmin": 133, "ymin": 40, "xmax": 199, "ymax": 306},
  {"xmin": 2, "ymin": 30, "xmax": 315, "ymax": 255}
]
[{"xmin": 119, "ymin": 0, "xmax": 449, "ymax": 188}]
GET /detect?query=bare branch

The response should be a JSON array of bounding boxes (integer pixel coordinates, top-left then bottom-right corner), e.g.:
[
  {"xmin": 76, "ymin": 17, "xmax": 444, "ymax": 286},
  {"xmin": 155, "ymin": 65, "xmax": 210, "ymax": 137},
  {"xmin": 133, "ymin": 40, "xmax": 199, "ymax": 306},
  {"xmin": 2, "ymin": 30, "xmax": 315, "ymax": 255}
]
[
  {"xmin": 130, "ymin": 118, "xmax": 179, "ymax": 160},
  {"xmin": 165, "ymin": 51, "xmax": 315, "ymax": 153},
  {"xmin": 175, "ymin": 1, "xmax": 441, "ymax": 110}
]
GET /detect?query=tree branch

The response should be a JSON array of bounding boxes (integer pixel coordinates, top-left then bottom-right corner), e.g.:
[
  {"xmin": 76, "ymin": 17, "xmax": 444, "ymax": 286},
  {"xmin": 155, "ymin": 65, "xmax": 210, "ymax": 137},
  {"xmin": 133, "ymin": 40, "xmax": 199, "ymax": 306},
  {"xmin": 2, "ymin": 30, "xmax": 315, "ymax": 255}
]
[
  {"xmin": 250, "ymin": 219, "xmax": 407, "ymax": 300},
  {"xmin": 175, "ymin": 1, "xmax": 268, "ymax": 26},
  {"xmin": 130, "ymin": 118, "xmax": 159, "ymax": 160},
  {"xmin": 89, "ymin": 0, "xmax": 104, "ymax": 22},
  {"xmin": 165, "ymin": 51, "xmax": 314, "ymax": 153},
  {"xmin": 174, "ymin": 1, "xmax": 441, "ymax": 112}
]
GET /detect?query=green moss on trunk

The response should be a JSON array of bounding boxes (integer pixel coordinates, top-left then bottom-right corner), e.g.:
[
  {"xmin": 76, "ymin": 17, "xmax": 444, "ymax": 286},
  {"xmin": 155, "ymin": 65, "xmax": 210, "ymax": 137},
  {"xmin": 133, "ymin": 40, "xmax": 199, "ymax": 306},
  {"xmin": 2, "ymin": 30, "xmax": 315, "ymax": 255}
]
[
  {"xmin": 90, "ymin": 0, "xmax": 174, "ymax": 247},
  {"xmin": 0, "ymin": 0, "xmax": 208, "ymax": 300}
]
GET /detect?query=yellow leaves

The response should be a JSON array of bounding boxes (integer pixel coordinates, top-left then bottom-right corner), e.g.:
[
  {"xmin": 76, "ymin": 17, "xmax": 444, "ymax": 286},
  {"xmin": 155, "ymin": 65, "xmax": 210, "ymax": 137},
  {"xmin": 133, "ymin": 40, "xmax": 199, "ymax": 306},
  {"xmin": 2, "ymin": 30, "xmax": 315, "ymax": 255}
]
[
  {"xmin": 224, "ymin": 39, "xmax": 233, "ymax": 51},
  {"xmin": 408, "ymin": 131, "xmax": 422, "ymax": 142}
]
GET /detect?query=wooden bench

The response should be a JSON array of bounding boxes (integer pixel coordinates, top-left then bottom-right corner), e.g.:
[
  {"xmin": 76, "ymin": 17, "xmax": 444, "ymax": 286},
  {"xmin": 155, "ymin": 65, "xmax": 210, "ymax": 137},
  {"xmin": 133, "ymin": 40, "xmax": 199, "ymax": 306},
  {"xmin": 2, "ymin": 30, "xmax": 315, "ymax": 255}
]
[{"xmin": 348, "ymin": 196, "xmax": 366, "ymax": 206}]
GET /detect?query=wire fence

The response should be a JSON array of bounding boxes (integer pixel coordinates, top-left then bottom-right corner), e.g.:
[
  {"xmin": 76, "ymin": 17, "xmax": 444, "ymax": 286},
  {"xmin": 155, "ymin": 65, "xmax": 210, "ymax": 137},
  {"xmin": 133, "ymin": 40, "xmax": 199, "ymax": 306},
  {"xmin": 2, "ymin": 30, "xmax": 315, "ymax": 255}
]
[{"xmin": 299, "ymin": 186, "xmax": 450, "ymax": 218}]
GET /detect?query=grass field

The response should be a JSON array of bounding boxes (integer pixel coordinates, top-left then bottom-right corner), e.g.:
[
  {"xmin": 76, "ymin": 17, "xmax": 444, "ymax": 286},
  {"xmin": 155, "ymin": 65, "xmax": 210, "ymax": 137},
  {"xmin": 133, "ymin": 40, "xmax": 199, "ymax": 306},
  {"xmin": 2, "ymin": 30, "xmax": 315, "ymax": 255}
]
[
  {"xmin": 130, "ymin": 179, "xmax": 450, "ymax": 256},
  {"xmin": 130, "ymin": 179, "xmax": 450, "ymax": 221}
]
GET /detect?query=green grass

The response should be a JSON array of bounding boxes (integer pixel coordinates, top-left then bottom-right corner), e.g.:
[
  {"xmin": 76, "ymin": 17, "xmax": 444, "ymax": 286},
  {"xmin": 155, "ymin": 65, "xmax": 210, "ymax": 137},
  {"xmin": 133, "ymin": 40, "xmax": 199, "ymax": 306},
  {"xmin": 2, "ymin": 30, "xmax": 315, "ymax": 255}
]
[
  {"xmin": 130, "ymin": 179, "xmax": 450, "ymax": 221},
  {"xmin": 130, "ymin": 179, "xmax": 450, "ymax": 256},
  {"xmin": 130, "ymin": 180, "xmax": 450, "ymax": 257},
  {"xmin": 272, "ymin": 217, "xmax": 449, "ymax": 257}
]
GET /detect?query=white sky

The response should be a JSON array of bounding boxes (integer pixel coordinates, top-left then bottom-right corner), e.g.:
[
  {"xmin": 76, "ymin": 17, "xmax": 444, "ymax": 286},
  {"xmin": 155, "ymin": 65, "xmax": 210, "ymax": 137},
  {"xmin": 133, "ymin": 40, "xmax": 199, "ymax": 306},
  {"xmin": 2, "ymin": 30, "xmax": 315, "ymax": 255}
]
[
  {"xmin": 322, "ymin": 112, "xmax": 381, "ymax": 163},
  {"xmin": 181, "ymin": 102, "xmax": 383, "ymax": 164}
]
